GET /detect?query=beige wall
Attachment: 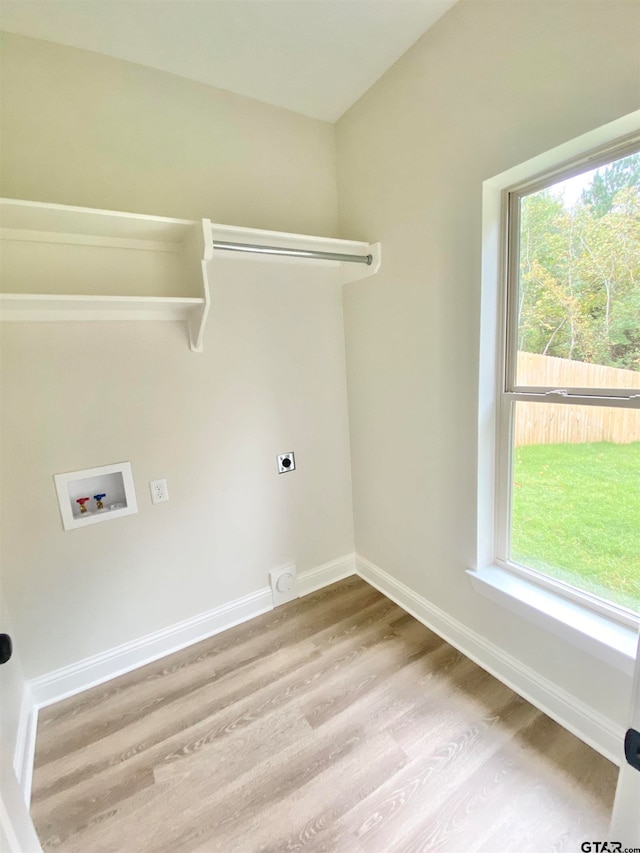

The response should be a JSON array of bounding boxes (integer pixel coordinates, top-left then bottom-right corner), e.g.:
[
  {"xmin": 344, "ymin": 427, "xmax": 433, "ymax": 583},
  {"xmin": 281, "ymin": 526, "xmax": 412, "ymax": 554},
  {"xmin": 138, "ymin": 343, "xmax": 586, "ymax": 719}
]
[
  {"xmin": 336, "ymin": 0, "xmax": 640, "ymax": 725},
  {"xmin": 0, "ymin": 34, "xmax": 353, "ymax": 678},
  {"xmin": 0, "ymin": 33, "xmax": 338, "ymax": 235}
]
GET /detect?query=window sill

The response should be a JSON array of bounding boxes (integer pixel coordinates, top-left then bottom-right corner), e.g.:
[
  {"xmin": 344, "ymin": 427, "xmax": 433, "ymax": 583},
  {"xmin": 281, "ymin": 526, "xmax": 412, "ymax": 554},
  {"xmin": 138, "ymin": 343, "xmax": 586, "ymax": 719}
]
[{"xmin": 467, "ymin": 565, "xmax": 638, "ymax": 676}]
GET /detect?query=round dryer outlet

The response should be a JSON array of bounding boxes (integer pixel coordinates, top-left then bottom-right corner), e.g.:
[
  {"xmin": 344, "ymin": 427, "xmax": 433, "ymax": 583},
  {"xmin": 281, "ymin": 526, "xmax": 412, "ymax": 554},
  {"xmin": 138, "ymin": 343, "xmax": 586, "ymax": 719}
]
[
  {"xmin": 276, "ymin": 571, "xmax": 295, "ymax": 592},
  {"xmin": 269, "ymin": 564, "xmax": 298, "ymax": 606}
]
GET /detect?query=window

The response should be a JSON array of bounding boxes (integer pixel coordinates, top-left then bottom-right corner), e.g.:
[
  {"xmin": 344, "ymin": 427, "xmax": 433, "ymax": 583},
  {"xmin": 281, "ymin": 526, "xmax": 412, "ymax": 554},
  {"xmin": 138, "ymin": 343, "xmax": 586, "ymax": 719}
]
[{"xmin": 496, "ymin": 142, "xmax": 640, "ymax": 619}]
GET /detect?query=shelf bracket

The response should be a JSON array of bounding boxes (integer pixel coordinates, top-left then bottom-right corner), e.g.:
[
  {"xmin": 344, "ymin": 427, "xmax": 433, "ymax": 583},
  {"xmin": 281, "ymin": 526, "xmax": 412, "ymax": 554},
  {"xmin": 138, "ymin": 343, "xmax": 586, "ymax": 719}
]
[{"xmin": 185, "ymin": 219, "xmax": 213, "ymax": 353}]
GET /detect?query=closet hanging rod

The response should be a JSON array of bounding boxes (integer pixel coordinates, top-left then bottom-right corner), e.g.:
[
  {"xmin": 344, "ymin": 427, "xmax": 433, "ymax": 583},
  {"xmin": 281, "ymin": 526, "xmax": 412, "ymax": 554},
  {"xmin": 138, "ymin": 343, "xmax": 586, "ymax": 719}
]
[{"xmin": 211, "ymin": 239, "xmax": 373, "ymax": 265}]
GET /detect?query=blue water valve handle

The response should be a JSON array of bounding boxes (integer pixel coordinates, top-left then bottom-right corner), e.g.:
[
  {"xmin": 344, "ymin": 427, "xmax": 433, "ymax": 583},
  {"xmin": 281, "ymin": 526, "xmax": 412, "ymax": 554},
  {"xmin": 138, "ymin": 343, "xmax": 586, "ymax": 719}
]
[{"xmin": 94, "ymin": 493, "xmax": 107, "ymax": 509}]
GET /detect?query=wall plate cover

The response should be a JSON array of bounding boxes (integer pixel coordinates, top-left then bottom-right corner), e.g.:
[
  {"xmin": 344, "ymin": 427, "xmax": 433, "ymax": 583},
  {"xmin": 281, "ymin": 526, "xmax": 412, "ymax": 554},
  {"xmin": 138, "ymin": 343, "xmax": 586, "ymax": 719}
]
[
  {"xmin": 149, "ymin": 478, "xmax": 169, "ymax": 504},
  {"xmin": 277, "ymin": 452, "xmax": 295, "ymax": 474},
  {"xmin": 269, "ymin": 564, "xmax": 298, "ymax": 606}
]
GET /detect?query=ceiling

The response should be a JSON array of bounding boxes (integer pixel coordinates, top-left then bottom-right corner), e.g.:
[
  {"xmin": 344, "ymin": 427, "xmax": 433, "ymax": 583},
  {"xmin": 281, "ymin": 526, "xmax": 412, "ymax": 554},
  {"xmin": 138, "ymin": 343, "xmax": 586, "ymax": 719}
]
[{"xmin": 0, "ymin": 0, "xmax": 457, "ymax": 122}]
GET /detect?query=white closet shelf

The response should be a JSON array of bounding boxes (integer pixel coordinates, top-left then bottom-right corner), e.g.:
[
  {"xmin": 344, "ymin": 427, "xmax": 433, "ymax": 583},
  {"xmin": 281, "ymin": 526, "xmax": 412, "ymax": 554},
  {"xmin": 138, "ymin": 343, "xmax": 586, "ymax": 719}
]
[
  {"xmin": 0, "ymin": 199, "xmax": 381, "ymax": 352},
  {"xmin": 0, "ymin": 198, "xmax": 195, "ymax": 243},
  {"xmin": 207, "ymin": 221, "xmax": 381, "ymax": 284},
  {"xmin": 0, "ymin": 293, "xmax": 205, "ymax": 322}
]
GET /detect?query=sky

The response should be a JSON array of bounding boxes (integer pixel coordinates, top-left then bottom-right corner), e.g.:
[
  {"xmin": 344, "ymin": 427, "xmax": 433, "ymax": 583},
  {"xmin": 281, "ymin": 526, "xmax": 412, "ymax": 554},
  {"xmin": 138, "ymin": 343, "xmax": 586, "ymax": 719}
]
[{"xmin": 550, "ymin": 168, "xmax": 595, "ymax": 207}]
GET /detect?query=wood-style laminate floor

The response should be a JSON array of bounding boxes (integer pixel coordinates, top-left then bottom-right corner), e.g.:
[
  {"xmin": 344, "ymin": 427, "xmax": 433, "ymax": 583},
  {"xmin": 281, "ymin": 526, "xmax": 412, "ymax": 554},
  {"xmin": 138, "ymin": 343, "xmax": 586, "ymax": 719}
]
[{"xmin": 31, "ymin": 577, "xmax": 617, "ymax": 853}]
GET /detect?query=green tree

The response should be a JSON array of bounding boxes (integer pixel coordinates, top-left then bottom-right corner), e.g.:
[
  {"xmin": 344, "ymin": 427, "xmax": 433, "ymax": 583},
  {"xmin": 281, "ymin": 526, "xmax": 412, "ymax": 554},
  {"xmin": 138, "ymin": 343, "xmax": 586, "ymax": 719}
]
[
  {"xmin": 580, "ymin": 151, "xmax": 640, "ymax": 217},
  {"xmin": 518, "ymin": 191, "xmax": 568, "ymax": 355},
  {"xmin": 518, "ymin": 179, "xmax": 640, "ymax": 371},
  {"xmin": 574, "ymin": 186, "xmax": 640, "ymax": 369}
]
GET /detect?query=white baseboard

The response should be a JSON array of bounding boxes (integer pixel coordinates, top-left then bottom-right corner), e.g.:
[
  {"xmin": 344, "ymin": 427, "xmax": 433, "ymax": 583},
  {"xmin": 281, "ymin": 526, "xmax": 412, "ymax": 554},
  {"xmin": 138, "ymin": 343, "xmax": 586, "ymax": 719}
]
[
  {"xmin": 29, "ymin": 553, "xmax": 357, "ymax": 711},
  {"xmin": 355, "ymin": 554, "xmax": 624, "ymax": 766},
  {"xmin": 30, "ymin": 586, "xmax": 274, "ymax": 709},
  {"xmin": 297, "ymin": 553, "xmax": 356, "ymax": 596}
]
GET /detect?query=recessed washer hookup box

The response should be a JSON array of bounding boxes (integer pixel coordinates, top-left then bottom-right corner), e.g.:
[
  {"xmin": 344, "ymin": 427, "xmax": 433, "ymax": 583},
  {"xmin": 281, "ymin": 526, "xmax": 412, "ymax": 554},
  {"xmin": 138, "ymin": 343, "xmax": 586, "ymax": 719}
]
[{"xmin": 54, "ymin": 461, "xmax": 138, "ymax": 530}]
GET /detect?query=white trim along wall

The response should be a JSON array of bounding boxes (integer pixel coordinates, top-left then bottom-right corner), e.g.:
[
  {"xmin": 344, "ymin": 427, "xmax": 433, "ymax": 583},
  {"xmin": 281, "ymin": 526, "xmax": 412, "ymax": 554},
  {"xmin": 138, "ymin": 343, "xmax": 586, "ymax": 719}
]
[
  {"xmin": 29, "ymin": 554, "xmax": 357, "ymax": 709},
  {"xmin": 355, "ymin": 555, "xmax": 625, "ymax": 766},
  {"xmin": 15, "ymin": 550, "xmax": 623, "ymax": 807}
]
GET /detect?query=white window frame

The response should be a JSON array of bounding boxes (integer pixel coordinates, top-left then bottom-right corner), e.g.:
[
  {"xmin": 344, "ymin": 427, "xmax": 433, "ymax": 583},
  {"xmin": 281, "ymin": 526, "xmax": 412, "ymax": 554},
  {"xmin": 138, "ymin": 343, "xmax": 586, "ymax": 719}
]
[{"xmin": 469, "ymin": 111, "xmax": 640, "ymax": 675}]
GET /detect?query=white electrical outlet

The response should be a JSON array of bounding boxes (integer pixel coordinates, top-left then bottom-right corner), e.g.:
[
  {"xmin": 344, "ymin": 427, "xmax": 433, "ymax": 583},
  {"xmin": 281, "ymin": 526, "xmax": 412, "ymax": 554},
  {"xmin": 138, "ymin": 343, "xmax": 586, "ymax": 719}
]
[
  {"xmin": 269, "ymin": 564, "xmax": 298, "ymax": 606},
  {"xmin": 149, "ymin": 479, "xmax": 169, "ymax": 504}
]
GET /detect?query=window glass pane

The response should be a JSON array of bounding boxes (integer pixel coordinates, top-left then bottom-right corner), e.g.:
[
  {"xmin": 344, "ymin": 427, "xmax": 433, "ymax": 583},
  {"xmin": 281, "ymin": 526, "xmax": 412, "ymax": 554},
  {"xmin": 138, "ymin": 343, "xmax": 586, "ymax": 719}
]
[
  {"xmin": 510, "ymin": 401, "xmax": 640, "ymax": 613},
  {"xmin": 515, "ymin": 151, "xmax": 640, "ymax": 389}
]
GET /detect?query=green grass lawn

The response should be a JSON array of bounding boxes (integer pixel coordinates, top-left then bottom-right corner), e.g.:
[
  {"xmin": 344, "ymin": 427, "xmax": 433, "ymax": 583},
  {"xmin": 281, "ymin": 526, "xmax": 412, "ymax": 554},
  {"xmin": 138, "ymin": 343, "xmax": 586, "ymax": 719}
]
[{"xmin": 511, "ymin": 441, "xmax": 640, "ymax": 613}]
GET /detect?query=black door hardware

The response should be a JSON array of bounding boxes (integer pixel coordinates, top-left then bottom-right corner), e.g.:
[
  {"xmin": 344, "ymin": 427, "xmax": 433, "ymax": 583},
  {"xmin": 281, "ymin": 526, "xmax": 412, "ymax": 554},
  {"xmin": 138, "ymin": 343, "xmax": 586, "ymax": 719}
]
[
  {"xmin": 0, "ymin": 633, "xmax": 12, "ymax": 665},
  {"xmin": 624, "ymin": 727, "xmax": 640, "ymax": 772}
]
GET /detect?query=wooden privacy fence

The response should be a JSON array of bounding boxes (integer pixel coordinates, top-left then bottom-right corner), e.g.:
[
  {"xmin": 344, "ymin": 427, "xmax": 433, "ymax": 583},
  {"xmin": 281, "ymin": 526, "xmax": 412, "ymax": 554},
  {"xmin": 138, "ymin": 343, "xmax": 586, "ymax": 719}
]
[{"xmin": 515, "ymin": 352, "xmax": 640, "ymax": 446}]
